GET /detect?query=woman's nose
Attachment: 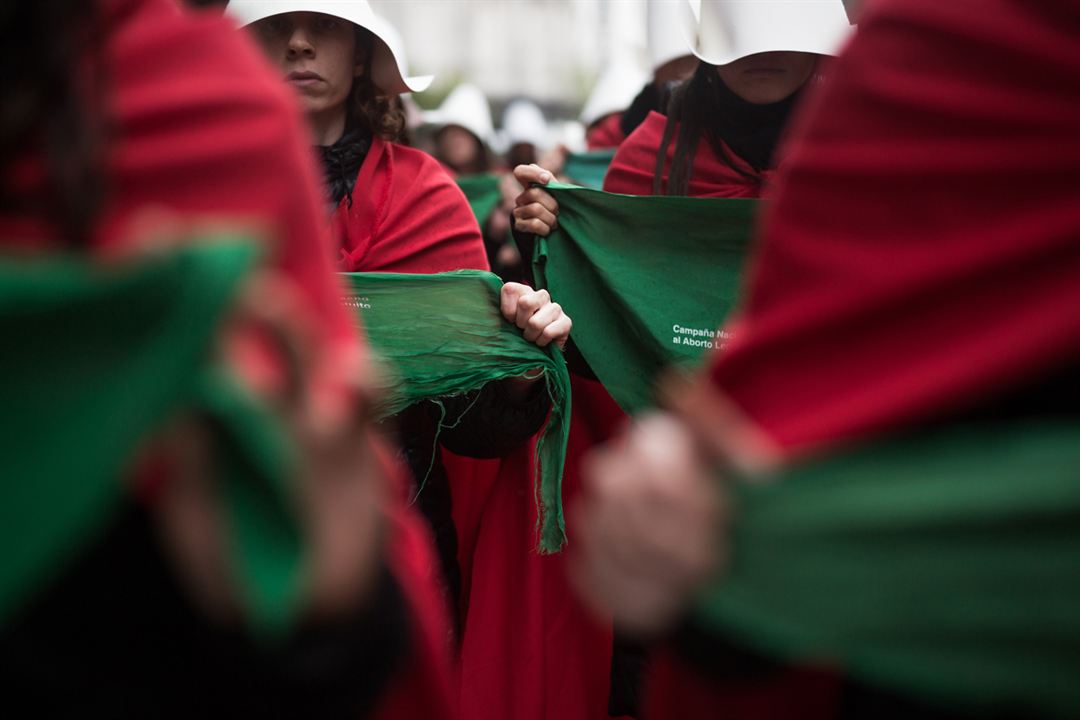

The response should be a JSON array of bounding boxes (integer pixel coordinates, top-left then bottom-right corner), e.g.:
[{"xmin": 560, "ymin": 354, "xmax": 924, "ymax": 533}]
[{"xmin": 286, "ymin": 27, "xmax": 315, "ymax": 60}]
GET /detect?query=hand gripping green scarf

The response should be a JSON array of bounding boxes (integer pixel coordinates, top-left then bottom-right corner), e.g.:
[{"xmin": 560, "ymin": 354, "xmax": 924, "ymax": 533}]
[
  {"xmin": 530, "ymin": 182, "xmax": 758, "ymax": 414},
  {"xmin": 0, "ymin": 241, "xmax": 302, "ymax": 637},
  {"xmin": 340, "ymin": 270, "xmax": 572, "ymax": 553},
  {"xmin": 697, "ymin": 419, "xmax": 1080, "ymax": 717}
]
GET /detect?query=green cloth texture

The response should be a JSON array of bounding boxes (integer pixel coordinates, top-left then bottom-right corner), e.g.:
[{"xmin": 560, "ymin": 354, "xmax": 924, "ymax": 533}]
[
  {"xmin": 0, "ymin": 241, "xmax": 302, "ymax": 637},
  {"xmin": 340, "ymin": 270, "xmax": 572, "ymax": 553},
  {"xmin": 696, "ymin": 419, "xmax": 1080, "ymax": 717},
  {"xmin": 531, "ymin": 182, "xmax": 757, "ymax": 414},
  {"xmin": 456, "ymin": 173, "xmax": 503, "ymax": 225},
  {"xmin": 562, "ymin": 149, "xmax": 617, "ymax": 190}
]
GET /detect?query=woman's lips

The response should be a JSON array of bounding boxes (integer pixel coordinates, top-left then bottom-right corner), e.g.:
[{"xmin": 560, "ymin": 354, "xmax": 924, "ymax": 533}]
[{"xmin": 287, "ymin": 70, "xmax": 324, "ymax": 86}]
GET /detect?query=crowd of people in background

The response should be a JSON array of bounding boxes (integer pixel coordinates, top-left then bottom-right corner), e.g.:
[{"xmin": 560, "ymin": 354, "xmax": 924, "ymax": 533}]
[{"xmin": 2, "ymin": 0, "xmax": 1078, "ymax": 719}]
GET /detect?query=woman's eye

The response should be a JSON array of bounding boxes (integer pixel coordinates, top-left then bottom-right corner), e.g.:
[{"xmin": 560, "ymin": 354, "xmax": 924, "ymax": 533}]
[
  {"xmin": 316, "ymin": 18, "xmax": 339, "ymax": 32},
  {"xmin": 257, "ymin": 17, "xmax": 287, "ymax": 36}
]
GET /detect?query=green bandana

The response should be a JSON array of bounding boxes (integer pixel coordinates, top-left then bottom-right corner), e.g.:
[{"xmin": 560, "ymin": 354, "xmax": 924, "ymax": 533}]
[
  {"xmin": 531, "ymin": 182, "xmax": 758, "ymax": 414},
  {"xmin": 562, "ymin": 149, "xmax": 617, "ymax": 190},
  {"xmin": 0, "ymin": 241, "xmax": 302, "ymax": 637},
  {"xmin": 456, "ymin": 173, "xmax": 503, "ymax": 225},
  {"xmin": 698, "ymin": 419, "xmax": 1080, "ymax": 717},
  {"xmin": 341, "ymin": 270, "xmax": 572, "ymax": 552}
]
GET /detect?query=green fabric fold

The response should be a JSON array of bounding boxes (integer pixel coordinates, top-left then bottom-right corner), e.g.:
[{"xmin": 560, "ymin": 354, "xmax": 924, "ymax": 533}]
[
  {"xmin": 0, "ymin": 241, "xmax": 302, "ymax": 637},
  {"xmin": 696, "ymin": 420, "xmax": 1080, "ymax": 717},
  {"xmin": 456, "ymin": 173, "xmax": 503, "ymax": 225},
  {"xmin": 562, "ymin": 149, "xmax": 617, "ymax": 190},
  {"xmin": 341, "ymin": 270, "xmax": 572, "ymax": 553},
  {"xmin": 531, "ymin": 182, "xmax": 757, "ymax": 414}
]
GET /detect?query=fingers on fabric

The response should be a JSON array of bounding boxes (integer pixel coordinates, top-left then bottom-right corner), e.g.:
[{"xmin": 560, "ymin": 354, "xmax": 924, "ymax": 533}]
[
  {"xmin": 223, "ymin": 271, "xmax": 387, "ymax": 618},
  {"xmin": 512, "ymin": 188, "xmax": 559, "ymax": 237},
  {"xmin": 513, "ymin": 287, "xmax": 550, "ymax": 329},
  {"xmin": 512, "ymin": 163, "xmax": 554, "ymax": 188},
  {"xmin": 573, "ymin": 413, "xmax": 727, "ymax": 636}
]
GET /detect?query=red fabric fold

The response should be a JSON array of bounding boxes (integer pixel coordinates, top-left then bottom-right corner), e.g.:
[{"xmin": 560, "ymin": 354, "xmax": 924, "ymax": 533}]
[
  {"xmin": 586, "ymin": 113, "xmax": 628, "ymax": 151},
  {"xmin": 603, "ymin": 112, "xmax": 772, "ymax": 198},
  {"xmin": 709, "ymin": 0, "xmax": 1080, "ymax": 453},
  {"xmin": 335, "ymin": 138, "xmax": 489, "ymax": 274}
]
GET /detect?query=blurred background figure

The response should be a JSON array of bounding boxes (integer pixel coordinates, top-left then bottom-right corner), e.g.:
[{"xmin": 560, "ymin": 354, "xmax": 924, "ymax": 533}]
[
  {"xmin": 499, "ymin": 99, "xmax": 549, "ymax": 170},
  {"xmin": 581, "ymin": 59, "xmax": 650, "ymax": 151},
  {"xmin": 426, "ymin": 83, "xmax": 497, "ymax": 176}
]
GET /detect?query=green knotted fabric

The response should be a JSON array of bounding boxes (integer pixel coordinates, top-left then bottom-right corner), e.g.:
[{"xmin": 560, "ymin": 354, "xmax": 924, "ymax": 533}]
[
  {"xmin": 341, "ymin": 270, "xmax": 572, "ymax": 552},
  {"xmin": 531, "ymin": 182, "xmax": 758, "ymax": 414},
  {"xmin": 0, "ymin": 241, "xmax": 302, "ymax": 637},
  {"xmin": 562, "ymin": 149, "xmax": 617, "ymax": 190},
  {"xmin": 695, "ymin": 419, "xmax": 1080, "ymax": 717},
  {"xmin": 456, "ymin": 173, "xmax": 503, "ymax": 225}
]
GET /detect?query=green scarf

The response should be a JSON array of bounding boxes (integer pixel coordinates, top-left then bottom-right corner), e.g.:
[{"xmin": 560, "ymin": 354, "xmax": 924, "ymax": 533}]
[
  {"xmin": 698, "ymin": 419, "xmax": 1080, "ymax": 717},
  {"xmin": 456, "ymin": 173, "xmax": 503, "ymax": 225},
  {"xmin": 341, "ymin": 270, "xmax": 572, "ymax": 553},
  {"xmin": 0, "ymin": 241, "xmax": 302, "ymax": 637},
  {"xmin": 531, "ymin": 182, "xmax": 758, "ymax": 414},
  {"xmin": 562, "ymin": 149, "xmax": 617, "ymax": 190}
]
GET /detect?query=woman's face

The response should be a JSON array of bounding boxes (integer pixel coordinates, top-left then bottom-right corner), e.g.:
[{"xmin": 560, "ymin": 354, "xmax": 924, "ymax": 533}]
[
  {"xmin": 716, "ymin": 51, "xmax": 817, "ymax": 104},
  {"xmin": 250, "ymin": 12, "xmax": 363, "ymax": 117},
  {"xmin": 436, "ymin": 126, "xmax": 483, "ymax": 173}
]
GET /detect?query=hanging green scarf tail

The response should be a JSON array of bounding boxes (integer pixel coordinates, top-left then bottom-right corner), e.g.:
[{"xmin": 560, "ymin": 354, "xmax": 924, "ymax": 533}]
[
  {"xmin": 0, "ymin": 241, "xmax": 303, "ymax": 637},
  {"xmin": 531, "ymin": 182, "xmax": 758, "ymax": 414},
  {"xmin": 341, "ymin": 270, "xmax": 571, "ymax": 552},
  {"xmin": 697, "ymin": 419, "xmax": 1080, "ymax": 717}
]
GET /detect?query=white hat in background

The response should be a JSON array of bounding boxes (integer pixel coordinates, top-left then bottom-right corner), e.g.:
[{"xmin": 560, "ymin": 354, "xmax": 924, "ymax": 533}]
[
  {"xmin": 500, "ymin": 100, "xmax": 549, "ymax": 150},
  {"xmin": 226, "ymin": 0, "xmax": 434, "ymax": 95},
  {"xmin": 423, "ymin": 83, "xmax": 495, "ymax": 147},
  {"xmin": 689, "ymin": 0, "xmax": 853, "ymax": 67},
  {"xmin": 580, "ymin": 60, "xmax": 650, "ymax": 128},
  {"xmin": 648, "ymin": 0, "xmax": 695, "ymax": 71}
]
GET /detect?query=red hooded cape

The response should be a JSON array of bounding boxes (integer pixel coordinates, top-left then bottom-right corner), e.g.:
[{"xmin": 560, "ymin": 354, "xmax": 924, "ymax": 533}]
[
  {"xmin": 603, "ymin": 111, "xmax": 774, "ymax": 198},
  {"xmin": 709, "ymin": 0, "xmax": 1080, "ymax": 453},
  {"xmin": 585, "ymin": 113, "xmax": 627, "ymax": 151},
  {"xmin": 0, "ymin": 2, "xmax": 457, "ymax": 718}
]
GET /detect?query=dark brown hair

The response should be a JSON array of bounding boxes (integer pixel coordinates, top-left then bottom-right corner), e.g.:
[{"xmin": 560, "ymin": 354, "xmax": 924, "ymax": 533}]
[
  {"xmin": 653, "ymin": 61, "xmax": 756, "ymax": 196},
  {"xmin": 348, "ymin": 26, "xmax": 406, "ymax": 142},
  {"xmin": 0, "ymin": 1, "xmax": 109, "ymax": 245}
]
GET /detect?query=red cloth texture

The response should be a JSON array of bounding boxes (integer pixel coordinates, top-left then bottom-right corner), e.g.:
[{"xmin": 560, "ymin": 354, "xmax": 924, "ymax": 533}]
[
  {"xmin": 603, "ymin": 112, "xmax": 773, "ymax": 198},
  {"xmin": 709, "ymin": 0, "xmax": 1080, "ymax": 453},
  {"xmin": 644, "ymin": 650, "xmax": 841, "ymax": 720},
  {"xmin": 585, "ymin": 113, "xmax": 628, "ymax": 151},
  {"xmin": 447, "ymin": 439, "xmax": 616, "ymax": 720},
  {"xmin": 371, "ymin": 441, "xmax": 458, "ymax": 720},
  {"xmin": 1, "ymin": 0, "xmax": 354, "ymax": 360},
  {"xmin": 0, "ymin": 1, "xmax": 457, "ymax": 716},
  {"xmin": 334, "ymin": 137, "xmax": 489, "ymax": 273}
]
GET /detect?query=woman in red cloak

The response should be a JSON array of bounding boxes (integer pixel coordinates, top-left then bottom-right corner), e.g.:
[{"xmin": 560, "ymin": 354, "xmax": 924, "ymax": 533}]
[
  {"xmin": 573, "ymin": 0, "xmax": 1080, "ymax": 718},
  {"xmin": 512, "ymin": 2, "xmax": 852, "ymax": 716},
  {"xmin": 0, "ymin": 0, "xmax": 454, "ymax": 717},
  {"xmin": 227, "ymin": 4, "xmax": 580, "ymax": 720}
]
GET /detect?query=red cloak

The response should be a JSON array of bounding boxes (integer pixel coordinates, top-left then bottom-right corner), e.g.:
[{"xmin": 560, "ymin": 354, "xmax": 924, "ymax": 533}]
[
  {"xmin": 585, "ymin": 113, "xmax": 627, "ymax": 151},
  {"xmin": 603, "ymin": 111, "xmax": 773, "ymax": 198},
  {"xmin": 709, "ymin": 0, "xmax": 1080, "ymax": 454},
  {"xmin": 0, "ymin": 2, "xmax": 456, "ymax": 718},
  {"xmin": 334, "ymin": 137, "xmax": 489, "ymax": 273}
]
